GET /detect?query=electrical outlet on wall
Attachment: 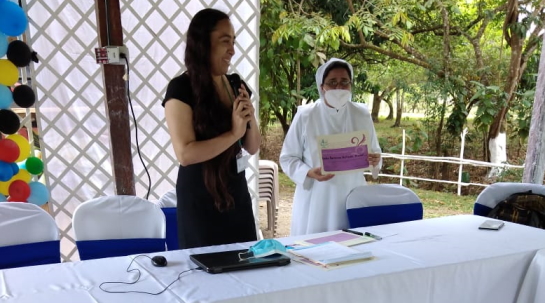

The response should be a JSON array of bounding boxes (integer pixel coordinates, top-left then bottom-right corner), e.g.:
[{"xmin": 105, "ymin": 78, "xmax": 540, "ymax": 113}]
[{"xmin": 94, "ymin": 45, "xmax": 129, "ymax": 65}]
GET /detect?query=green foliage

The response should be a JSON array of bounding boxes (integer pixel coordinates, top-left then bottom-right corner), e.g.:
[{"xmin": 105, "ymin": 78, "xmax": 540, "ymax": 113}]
[
  {"xmin": 386, "ymin": 123, "xmax": 428, "ymax": 154},
  {"xmin": 496, "ymin": 163, "xmax": 524, "ymax": 183},
  {"xmin": 471, "ymin": 81, "xmax": 508, "ymax": 133},
  {"xmin": 508, "ymin": 44, "xmax": 542, "ymax": 140},
  {"xmin": 259, "ymin": 0, "xmax": 543, "ymax": 148}
]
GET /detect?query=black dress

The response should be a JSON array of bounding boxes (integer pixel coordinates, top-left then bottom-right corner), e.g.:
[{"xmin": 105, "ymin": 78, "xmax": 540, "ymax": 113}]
[{"xmin": 163, "ymin": 73, "xmax": 257, "ymax": 249}]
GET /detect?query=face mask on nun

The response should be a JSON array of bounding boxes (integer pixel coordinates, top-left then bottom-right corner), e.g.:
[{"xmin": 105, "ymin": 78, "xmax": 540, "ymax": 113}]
[{"xmin": 324, "ymin": 89, "xmax": 352, "ymax": 109}]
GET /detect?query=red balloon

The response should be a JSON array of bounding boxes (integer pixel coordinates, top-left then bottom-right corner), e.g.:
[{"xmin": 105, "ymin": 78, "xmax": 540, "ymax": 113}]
[
  {"xmin": 0, "ymin": 139, "xmax": 20, "ymax": 162},
  {"xmin": 7, "ymin": 196, "xmax": 27, "ymax": 202},
  {"xmin": 8, "ymin": 180, "xmax": 30, "ymax": 201}
]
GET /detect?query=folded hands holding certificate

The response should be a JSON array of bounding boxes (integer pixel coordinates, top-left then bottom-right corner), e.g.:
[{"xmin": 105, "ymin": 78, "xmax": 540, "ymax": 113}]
[{"xmin": 317, "ymin": 130, "xmax": 380, "ymax": 175}]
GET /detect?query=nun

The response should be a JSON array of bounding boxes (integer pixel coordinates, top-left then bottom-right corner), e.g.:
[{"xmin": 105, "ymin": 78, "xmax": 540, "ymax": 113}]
[{"xmin": 279, "ymin": 58, "xmax": 382, "ymax": 236}]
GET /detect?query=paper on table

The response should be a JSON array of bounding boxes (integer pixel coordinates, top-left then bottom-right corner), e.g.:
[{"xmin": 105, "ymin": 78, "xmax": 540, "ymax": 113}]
[
  {"xmin": 296, "ymin": 231, "xmax": 375, "ymax": 247},
  {"xmin": 289, "ymin": 241, "xmax": 373, "ymax": 265},
  {"xmin": 317, "ymin": 130, "xmax": 371, "ymax": 174}
]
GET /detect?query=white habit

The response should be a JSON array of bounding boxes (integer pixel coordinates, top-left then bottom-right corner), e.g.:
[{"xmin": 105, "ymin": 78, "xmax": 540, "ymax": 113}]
[{"xmin": 279, "ymin": 58, "xmax": 382, "ymax": 236}]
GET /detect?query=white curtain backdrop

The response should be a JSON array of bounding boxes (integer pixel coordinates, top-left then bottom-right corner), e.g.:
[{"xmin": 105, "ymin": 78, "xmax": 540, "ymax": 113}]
[{"xmin": 25, "ymin": 0, "xmax": 260, "ymax": 261}]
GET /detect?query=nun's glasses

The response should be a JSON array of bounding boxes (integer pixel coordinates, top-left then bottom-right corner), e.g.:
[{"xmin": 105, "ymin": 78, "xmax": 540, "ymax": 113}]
[{"xmin": 324, "ymin": 80, "xmax": 351, "ymax": 88}]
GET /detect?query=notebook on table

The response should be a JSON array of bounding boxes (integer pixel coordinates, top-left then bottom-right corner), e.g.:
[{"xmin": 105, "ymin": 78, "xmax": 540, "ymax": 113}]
[{"xmin": 189, "ymin": 249, "xmax": 291, "ymax": 274}]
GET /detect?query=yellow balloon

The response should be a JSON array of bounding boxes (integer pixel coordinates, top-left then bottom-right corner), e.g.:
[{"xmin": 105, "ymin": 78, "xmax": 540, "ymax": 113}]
[
  {"xmin": 6, "ymin": 134, "xmax": 30, "ymax": 162},
  {"xmin": 0, "ymin": 181, "xmax": 10, "ymax": 195},
  {"xmin": 0, "ymin": 59, "xmax": 19, "ymax": 86},
  {"xmin": 12, "ymin": 169, "xmax": 31, "ymax": 183}
]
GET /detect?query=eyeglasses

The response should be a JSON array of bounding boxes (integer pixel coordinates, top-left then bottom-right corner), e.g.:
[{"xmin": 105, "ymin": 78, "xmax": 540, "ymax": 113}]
[{"xmin": 324, "ymin": 80, "xmax": 351, "ymax": 88}]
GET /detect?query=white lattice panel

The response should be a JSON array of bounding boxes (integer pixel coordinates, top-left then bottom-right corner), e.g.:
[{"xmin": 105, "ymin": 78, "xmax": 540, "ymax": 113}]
[
  {"xmin": 120, "ymin": 0, "xmax": 261, "ymax": 237},
  {"xmin": 25, "ymin": 0, "xmax": 261, "ymax": 261}
]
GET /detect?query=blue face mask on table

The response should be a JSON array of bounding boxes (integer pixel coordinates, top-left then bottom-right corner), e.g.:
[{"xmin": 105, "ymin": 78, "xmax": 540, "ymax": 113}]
[{"xmin": 238, "ymin": 239, "xmax": 289, "ymax": 260}]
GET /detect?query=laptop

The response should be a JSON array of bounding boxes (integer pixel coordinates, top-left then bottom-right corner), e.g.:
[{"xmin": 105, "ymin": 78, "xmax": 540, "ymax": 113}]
[{"xmin": 190, "ymin": 249, "xmax": 291, "ymax": 274}]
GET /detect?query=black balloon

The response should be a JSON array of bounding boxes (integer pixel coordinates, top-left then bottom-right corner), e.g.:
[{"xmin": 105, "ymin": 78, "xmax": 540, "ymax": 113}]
[
  {"xmin": 0, "ymin": 109, "xmax": 20, "ymax": 135},
  {"xmin": 12, "ymin": 85, "xmax": 35, "ymax": 108},
  {"xmin": 7, "ymin": 40, "xmax": 32, "ymax": 67}
]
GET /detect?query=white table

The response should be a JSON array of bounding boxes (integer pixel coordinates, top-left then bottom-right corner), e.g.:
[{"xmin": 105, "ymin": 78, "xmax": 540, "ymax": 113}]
[
  {"xmin": 517, "ymin": 248, "xmax": 545, "ymax": 303},
  {"xmin": 2, "ymin": 215, "xmax": 545, "ymax": 303}
]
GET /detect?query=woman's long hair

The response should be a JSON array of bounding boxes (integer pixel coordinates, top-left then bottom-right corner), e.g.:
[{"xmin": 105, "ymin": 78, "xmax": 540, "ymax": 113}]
[{"xmin": 185, "ymin": 8, "xmax": 238, "ymax": 211}]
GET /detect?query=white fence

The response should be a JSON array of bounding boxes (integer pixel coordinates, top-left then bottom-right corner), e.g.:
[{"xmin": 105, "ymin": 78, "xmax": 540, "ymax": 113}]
[{"xmin": 366, "ymin": 128, "xmax": 525, "ymax": 196}]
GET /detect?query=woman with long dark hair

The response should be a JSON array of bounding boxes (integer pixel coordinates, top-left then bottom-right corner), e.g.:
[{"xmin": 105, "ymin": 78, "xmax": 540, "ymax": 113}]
[{"xmin": 162, "ymin": 8, "xmax": 260, "ymax": 249}]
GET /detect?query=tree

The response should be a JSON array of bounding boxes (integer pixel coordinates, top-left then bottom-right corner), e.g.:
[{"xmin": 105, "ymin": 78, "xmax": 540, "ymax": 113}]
[
  {"xmin": 260, "ymin": 0, "xmax": 350, "ymax": 136},
  {"xmin": 523, "ymin": 33, "xmax": 545, "ymax": 184},
  {"xmin": 487, "ymin": 0, "xmax": 544, "ymax": 176},
  {"xmin": 267, "ymin": 0, "xmax": 544, "ymax": 177}
]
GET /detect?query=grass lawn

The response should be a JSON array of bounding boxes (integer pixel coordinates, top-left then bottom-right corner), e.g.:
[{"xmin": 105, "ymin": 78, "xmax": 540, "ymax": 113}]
[{"xmin": 412, "ymin": 188, "xmax": 475, "ymax": 218}]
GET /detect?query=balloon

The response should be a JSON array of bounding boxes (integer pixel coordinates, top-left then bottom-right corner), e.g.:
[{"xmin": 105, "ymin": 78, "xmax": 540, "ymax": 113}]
[
  {"xmin": 6, "ymin": 40, "xmax": 31, "ymax": 67},
  {"xmin": 0, "ymin": 32, "xmax": 7, "ymax": 57},
  {"xmin": 0, "ymin": 85, "xmax": 12, "ymax": 109},
  {"xmin": 10, "ymin": 162, "xmax": 18, "ymax": 175},
  {"xmin": 6, "ymin": 134, "xmax": 30, "ymax": 162},
  {"xmin": 12, "ymin": 168, "xmax": 30, "ymax": 183},
  {"xmin": 0, "ymin": 194, "xmax": 6, "ymax": 202},
  {"xmin": 0, "ymin": 180, "xmax": 10, "ymax": 195},
  {"xmin": 0, "ymin": 138, "xmax": 20, "ymax": 162},
  {"xmin": 0, "ymin": 59, "xmax": 18, "ymax": 86},
  {"xmin": 0, "ymin": 161, "xmax": 14, "ymax": 182},
  {"xmin": 0, "ymin": 109, "xmax": 20, "ymax": 134},
  {"xmin": 17, "ymin": 161, "xmax": 26, "ymax": 170},
  {"xmin": 8, "ymin": 179, "xmax": 30, "ymax": 201},
  {"xmin": 0, "ymin": 1, "xmax": 28, "ymax": 36},
  {"xmin": 25, "ymin": 156, "xmax": 43, "ymax": 175},
  {"xmin": 12, "ymin": 85, "xmax": 35, "ymax": 108},
  {"xmin": 27, "ymin": 182, "xmax": 49, "ymax": 206}
]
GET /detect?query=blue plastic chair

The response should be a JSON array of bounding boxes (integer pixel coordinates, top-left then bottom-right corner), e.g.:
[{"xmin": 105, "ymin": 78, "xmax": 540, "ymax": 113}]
[
  {"xmin": 474, "ymin": 182, "xmax": 545, "ymax": 216},
  {"xmin": 346, "ymin": 184, "xmax": 423, "ymax": 228},
  {"xmin": 0, "ymin": 203, "xmax": 60, "ymax": 269},
  {"xmin": 73, "ymin": 195, "xmax": 166, "ymax": 260}
]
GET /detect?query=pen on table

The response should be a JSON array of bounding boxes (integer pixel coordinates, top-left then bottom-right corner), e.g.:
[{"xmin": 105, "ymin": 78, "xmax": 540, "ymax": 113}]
[
  {"xmin": 342, "ymin": 229, "xmax": 364, "ymax": 236},
  {"xmin": 364, "ymin": 232, "xmax": 382, "ymax": 240}
]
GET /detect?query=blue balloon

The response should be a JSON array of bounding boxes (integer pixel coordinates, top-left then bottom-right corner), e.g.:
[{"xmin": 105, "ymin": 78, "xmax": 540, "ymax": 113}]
[
  {"xmin": 0, "ymin": 32, "xmax": 7, "ymax": 57},
  {"xmin": 0, "ymin": 160, "xmax": 14, "ymax": 182},
  {"xmin": 17, "ymin": 161, "xmax": 26, "ymax": 170},
  {"xmin": 10, "ymin": 162, "xmax": 18, "ymax": 175},
  {"xmin": 27, "ymin": 181, "xmax": 49, "ymax": 206},
  {"xmin": 0, "ymin": 85, "xmax": 13, "ymax": 109},
  {"xmin": 0, "ymin": 1, "xmax": 28, "ymax": 37},
  {"xmin": 0, "ymin": 194, "xmax": 6, "ymax": 202}
]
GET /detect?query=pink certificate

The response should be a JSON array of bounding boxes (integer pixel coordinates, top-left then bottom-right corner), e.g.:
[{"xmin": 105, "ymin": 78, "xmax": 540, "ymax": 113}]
[{"xmin": 317, "ymin": 130, "xmax": 371, "ymax": 174}]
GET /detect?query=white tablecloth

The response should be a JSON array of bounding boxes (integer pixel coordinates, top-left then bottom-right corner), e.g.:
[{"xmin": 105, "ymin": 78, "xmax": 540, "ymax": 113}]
[
  {"xmin": 2, "ymin": 215, "xmax": 545, "ymax": 303},
  {"xmin": 517, "ymin": 248, "xmax": 545, "ymax": 303}
]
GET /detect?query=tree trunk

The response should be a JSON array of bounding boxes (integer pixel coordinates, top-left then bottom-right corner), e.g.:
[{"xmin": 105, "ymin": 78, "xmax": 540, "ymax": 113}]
[
  {"xmin": 371, "ymin": 92, "xmax": 381, "ymax": 122},
  {"xmin": 433, "ymin": 95, "xmax": 448, "ymax": 186},
  {"xmin": 523, "ymin": 34, "xmax": 545, "ymax": 184},
  {"xmin": 433, "ymin": 4, "xmax": 451, "ymax": 188},
  {"xmin": 488, "ymin": 0, "xmax": 523, "ymax": 177},
  {"xmin": 385, "ymin": 98, "xmax": 394, "ymax": 120},
  {"xmin": 393, "ymin": 89, "xmax": 403, "ymax": 127},
  {"xmin": 275, "ymin": 109, "xmax": 289, "ymax": 137}
]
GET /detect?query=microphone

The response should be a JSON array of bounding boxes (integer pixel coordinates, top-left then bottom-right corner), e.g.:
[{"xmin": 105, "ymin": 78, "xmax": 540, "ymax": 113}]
[{"xmin": 229, "ymin": 73, "xmax": 251, "ymax": 129}]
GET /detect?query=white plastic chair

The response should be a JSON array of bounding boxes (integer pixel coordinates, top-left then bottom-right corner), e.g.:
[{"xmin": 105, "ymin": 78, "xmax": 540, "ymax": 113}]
[
  {"xmin": 155, "ymin": 189, "xmax": 177, "ymax": 208},
  {"xmin": 474, "ymin": 182, "xmax": 545, "ymax": 216},
  {"xmin": 0, "ymin": 202, "xmax": 60, "ymax": 269},
  {"xmin": 259, "ymin": 160, "xmax": 279, "ymax": 236},
  {"xmin": 346, "ymin": 184, "xmax": 423, "ymax": 228},
  {"xmin": 73, "ymin": 195, "xmax": 166, "ymax": 260},
  {"xmin": 153, "ymin": 189, "xmax": 178, "ymax": 250}
]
